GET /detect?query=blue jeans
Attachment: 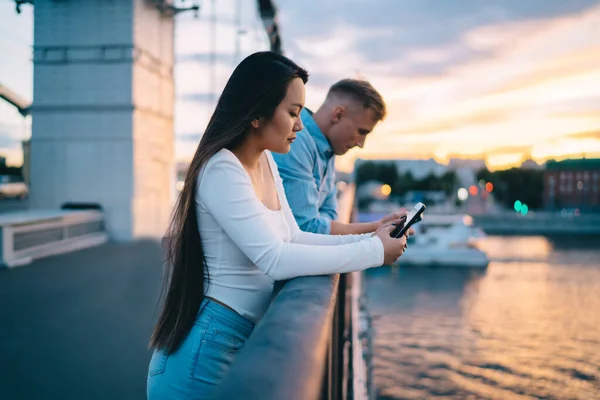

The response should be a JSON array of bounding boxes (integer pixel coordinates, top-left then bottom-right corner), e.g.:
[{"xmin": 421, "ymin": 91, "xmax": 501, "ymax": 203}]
[{"xmin": 147, "ymin": 298, "xmax": 254, "ymax": 399}]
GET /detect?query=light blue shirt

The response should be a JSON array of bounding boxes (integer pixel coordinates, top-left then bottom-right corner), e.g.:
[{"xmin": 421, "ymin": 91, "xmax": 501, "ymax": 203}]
[{"xmin": 272, "ymin": 109, "xmax": 337, "ymax": 234}]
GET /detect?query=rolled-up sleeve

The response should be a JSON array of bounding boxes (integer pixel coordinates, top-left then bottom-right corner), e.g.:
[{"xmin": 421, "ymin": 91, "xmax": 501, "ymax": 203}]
[{"xmin": 271, "ymin": 134, "xmax": 332, "ymax": 234}]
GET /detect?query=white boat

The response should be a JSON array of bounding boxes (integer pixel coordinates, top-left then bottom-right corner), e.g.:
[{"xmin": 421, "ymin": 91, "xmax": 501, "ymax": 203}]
[{"xmin": 395, "ymin": 214, "xmax": 489, "ymax": 268}]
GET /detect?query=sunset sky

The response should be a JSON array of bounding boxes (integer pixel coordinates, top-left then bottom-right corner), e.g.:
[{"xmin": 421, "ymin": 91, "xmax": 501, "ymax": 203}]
[{"xmin": 1, "ymin": 0, "xmax": 599, "ymax": 171}]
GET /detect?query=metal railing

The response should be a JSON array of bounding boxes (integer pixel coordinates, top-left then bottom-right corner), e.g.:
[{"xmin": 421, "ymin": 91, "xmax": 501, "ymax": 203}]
[
  {"xmin": 213, "ymin": 184, "xmax": 368, "ymax": 400},
  {"xmin": 213, "ymin": 274, "xmax": 341, "ymax": 400},
  {"xmin": 0, "ymin": 209, "xmax": 108, "ymax": 268}
]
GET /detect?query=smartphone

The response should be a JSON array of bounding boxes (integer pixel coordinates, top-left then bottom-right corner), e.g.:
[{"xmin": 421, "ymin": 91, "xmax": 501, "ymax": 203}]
[{"xmin": 390, "ymin": 202, "xmax": 426, "ymax": 238}]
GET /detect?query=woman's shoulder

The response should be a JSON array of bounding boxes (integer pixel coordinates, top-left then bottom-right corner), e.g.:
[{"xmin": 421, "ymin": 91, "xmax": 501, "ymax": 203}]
[
  {"xmin": 203, "ymin": 149, "xmax": 242, "ymax": 172},
  {"xmin": 198, "ymin": 149, "xmax": 243, "ymax": 185},
  {"xmin": 208, "ymin": 148, "xmax": 235, "ymax": 164}
]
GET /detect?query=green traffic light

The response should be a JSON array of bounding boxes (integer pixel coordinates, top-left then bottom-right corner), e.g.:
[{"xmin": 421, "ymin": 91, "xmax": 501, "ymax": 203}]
[
  {"xmin": 521, "ymin": 204, "xmax": 529, "ymax": 215},
  {"xmin": 514, "ymin": 200, "xmax": 522, "ymax": 212}
]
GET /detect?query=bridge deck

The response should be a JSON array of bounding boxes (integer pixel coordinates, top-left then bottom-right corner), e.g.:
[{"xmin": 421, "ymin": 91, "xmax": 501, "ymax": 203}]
[{"xmin": 0, "ymin": 240, "xmax": 164, "ymax": 399}]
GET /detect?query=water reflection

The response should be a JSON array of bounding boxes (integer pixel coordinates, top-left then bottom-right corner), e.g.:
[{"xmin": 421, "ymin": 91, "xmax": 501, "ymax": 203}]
[
  {"xmin": 547, "ymin": 236, "xmax": 600, "ymax": 251},
  {"xmin": 476, "ymin": 236, "xmax": 553, "ymax": 262},
  {"xmin": 366, "ymin": 236, "xmax": 600, "ymax": 400},
  {"xmin": 365, "ymin": 267, "xmax": 486, "ymax": 316}
]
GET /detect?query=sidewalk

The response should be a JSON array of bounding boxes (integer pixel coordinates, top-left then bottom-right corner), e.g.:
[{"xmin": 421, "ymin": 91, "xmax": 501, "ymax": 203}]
[{"xmin": 0, "ymin": 240, "xmax": 164, "ymax": 399}]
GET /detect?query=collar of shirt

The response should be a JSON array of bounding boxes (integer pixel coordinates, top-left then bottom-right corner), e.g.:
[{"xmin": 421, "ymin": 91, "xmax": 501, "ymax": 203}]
[{"xmin": 301, "ymin": 108, "xmax": 334, "ymax": 159}]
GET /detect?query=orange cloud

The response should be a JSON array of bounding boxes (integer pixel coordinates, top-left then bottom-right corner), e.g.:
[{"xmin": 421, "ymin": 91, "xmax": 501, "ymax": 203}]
[
  {"xmin": 566, "ymin": 130, "xmax": 600, "ymax": 140},
  {"xmin": 485, "ymin": 49, "xmax": 600, "ymax": 97},
  {"xmin": 388, "ymin": 107, "xmax": 518, "ymax": 135}
]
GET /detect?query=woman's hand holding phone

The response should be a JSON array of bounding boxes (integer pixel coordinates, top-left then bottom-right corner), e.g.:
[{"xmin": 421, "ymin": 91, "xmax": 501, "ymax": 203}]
[{"xmin": 373, "ymin": 222, "xmax": 409, "ymax": 265}]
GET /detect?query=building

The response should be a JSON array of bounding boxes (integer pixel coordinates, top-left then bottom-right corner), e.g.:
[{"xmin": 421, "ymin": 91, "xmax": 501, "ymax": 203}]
[
  {"xmin": 544, "ymin": 158, "xmax": 600, "ymax": 211},
  {"xmin": 448, "ymin": 158, "xmax": 487, "ymax": 188},
  {"xmin": 447, "ymin": 158, "xmax": 487, "ymax": 171}
]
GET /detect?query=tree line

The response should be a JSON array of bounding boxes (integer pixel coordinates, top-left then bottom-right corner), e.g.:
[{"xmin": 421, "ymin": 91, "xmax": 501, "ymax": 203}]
[{"xmin": 476, "ymin": 167, "xmax": 544, "ymax": 209}]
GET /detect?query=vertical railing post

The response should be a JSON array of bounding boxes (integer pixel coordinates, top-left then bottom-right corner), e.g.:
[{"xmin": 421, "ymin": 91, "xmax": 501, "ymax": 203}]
[
  {"xmin": 334, "ymin": 272, "xmax": 347, "ymax": 400},
  {"xmin": 321, "ymin": 333, "xmax": 332, "ymax": 400}
]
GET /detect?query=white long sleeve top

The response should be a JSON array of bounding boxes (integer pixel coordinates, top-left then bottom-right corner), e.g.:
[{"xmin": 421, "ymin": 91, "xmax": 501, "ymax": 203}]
[{"xmin": 196, "ymin": 149, "xmax": 384, "ymax": 323}]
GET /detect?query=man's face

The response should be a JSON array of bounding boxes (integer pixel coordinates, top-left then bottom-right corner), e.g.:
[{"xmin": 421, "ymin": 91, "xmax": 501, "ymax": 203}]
[{"xmin": 328, "ymin": 107, "xmax": 379, "ymax": 156}]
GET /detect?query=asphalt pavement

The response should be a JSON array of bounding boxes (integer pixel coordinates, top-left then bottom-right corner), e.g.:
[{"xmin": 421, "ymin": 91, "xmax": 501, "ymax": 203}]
[{"xmin": 0, "ymin": 240, "xmax": 165, "ymax": 399}]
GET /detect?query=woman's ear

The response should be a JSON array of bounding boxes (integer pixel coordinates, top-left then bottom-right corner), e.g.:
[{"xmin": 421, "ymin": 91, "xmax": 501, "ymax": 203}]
[{"xmin": 251, "ymin": 119, "xmax": 260, "ymax": 129}]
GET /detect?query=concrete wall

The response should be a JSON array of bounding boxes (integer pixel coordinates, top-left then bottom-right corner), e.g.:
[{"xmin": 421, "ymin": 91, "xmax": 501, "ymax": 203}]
[{"xmin": 31, "ymin": 0, "xmax": 174, "ymax": 241}]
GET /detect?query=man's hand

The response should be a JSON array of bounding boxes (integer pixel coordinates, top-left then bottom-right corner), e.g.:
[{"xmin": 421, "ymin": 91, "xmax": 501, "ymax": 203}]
[
  {"xmin": 378, "ymin": 210, "xmax": 407, "ymax": 226},
  {"xmin": 377, "ymin": 209, "xmax": 416, "ymax": 236},
  {"xmin": 373, "ymin": 217, "xmax": 405, "ymax": 237},
  {"xmin": 329, "ymin": 209, "xmax": 416, "ymax": 236}
]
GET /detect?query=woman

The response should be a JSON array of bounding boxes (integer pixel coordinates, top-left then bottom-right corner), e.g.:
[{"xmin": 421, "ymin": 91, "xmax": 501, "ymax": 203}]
[{"xmin": 147, "ymin": 51, "xmax": 408, "ymax": 399}]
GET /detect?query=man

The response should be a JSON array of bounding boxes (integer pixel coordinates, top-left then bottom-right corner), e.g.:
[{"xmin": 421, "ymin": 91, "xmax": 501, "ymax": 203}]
[{"xmin": 272, "ymin": 78, "xmax": 404, "ymax": 235}]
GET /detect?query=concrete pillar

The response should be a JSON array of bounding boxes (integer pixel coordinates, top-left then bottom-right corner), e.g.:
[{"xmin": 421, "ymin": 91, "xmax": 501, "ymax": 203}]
[{"xmin": 30, "ymin": 0, "xmax": 175, "ymax": 241}]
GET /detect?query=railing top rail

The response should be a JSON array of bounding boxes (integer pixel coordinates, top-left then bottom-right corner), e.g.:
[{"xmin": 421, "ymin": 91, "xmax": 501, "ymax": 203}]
[{"xmin": 213, "ymin": 275, "xmax": 339, "ymax": 400}]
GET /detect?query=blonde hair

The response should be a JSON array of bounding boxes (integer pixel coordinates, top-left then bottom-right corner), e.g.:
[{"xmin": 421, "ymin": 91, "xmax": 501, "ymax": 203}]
[{"xmin": 327, "ymin": 79, "xmax": 387, "ymax": 121}]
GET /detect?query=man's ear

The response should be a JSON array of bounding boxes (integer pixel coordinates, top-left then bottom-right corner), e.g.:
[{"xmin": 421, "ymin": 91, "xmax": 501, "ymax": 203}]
[{"xmin": 332, "ymin": 106, "xmax": 345, "ymax": 124}]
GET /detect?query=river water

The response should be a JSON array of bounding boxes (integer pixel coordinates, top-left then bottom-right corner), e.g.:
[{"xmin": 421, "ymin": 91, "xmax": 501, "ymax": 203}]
[{"xmin": 364, "ymin": 235, "xmax": 600, "ymax": 399}]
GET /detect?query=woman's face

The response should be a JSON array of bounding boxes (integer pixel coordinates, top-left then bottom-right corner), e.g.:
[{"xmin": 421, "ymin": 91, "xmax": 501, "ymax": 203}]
[{"xmin": 257, "ymin": 77, "xmax": 306, "ymax": 154}]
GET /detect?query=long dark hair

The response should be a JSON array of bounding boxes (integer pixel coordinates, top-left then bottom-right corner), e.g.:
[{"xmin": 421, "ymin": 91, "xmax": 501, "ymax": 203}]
[{"xmin": 150, "ymin": 51, "xmax": 309, "ymax": 353}]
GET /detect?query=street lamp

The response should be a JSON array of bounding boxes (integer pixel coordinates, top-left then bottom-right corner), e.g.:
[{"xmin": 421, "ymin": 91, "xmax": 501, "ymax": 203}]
[{"xmin": 381, "ymin": 184, "xmax": 392, "ymax": 196}]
